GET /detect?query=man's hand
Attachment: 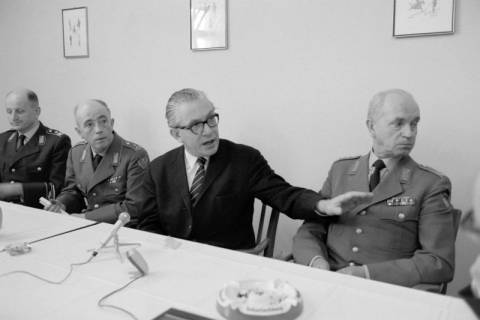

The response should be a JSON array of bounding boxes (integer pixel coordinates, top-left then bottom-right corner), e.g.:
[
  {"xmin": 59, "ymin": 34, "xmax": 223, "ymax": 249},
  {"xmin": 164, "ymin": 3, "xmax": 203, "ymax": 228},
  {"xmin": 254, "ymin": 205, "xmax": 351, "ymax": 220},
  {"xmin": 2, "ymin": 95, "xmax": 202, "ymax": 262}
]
[
  {"xmin": 70, "ymin": 213, "xmax": 86, "ymax": 219},
  {"xmin": 310, "ymin": 256, "xmax": 330, "ymax": 270},
  {"xmin": 0, "ymin": 182, "xmax": 23, "ymax": 199},
  {"xmin": 470, "ymin": 254, "xmax": 480, "ymax": 298},
  {"xmin": 43, "ymin": 199, "xmax": 67, "ymax": 214},
  {"xmin": 316, "ymin": 191, "xmax": 373, "ymax": 216},
  {"xmin": 337, "ymin": 266, "xmax": 367, "ymax": 278}
]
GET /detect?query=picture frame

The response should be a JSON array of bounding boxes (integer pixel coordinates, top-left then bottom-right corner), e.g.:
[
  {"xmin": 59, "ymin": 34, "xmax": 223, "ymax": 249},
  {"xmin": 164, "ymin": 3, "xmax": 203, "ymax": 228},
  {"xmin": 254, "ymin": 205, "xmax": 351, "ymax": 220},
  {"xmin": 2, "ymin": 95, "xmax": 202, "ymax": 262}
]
[
  {"xmin": 393, "ymin": 0, "xmax": 455, "ymax": 38},
  {"xmin": 62, "ymin": 7, "xmax": 89, "ymax": 58},
  {"xmin": 190, "ymin": 0, "xmax": 228, "ymax": 51}
]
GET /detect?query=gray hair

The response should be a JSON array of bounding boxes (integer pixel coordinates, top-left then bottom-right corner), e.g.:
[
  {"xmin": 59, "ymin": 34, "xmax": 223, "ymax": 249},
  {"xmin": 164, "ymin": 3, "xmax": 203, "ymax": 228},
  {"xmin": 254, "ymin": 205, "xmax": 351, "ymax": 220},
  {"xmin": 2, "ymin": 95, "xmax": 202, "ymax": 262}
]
[
  {"xmin": 74, "ymin": 99, "xmax": 111, "ymax": 124},
  {"xmin": 367, "ymin": 89, "xmax": 418, "ymax": 122},
  {"xmin": 165, "ymin": 88, "xmax": 212, "ymax": 127}
]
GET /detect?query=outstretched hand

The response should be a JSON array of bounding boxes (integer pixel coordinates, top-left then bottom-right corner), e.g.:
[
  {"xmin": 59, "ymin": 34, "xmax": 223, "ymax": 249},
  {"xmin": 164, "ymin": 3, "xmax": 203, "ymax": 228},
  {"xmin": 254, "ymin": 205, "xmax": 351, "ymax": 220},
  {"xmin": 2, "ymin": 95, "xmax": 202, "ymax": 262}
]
[{"xmin": 316, "ymin": 191, "xmax": 373, "ymax": 216}]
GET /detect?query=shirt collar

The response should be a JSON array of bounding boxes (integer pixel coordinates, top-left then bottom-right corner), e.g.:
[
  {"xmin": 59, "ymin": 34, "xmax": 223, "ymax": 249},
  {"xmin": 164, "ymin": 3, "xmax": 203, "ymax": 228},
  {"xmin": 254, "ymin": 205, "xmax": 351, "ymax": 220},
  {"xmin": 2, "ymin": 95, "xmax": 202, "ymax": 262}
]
[
  {"xmin": 17, "ymin": 121, "xmax": 40, "ymax": 142},
  {"xmin": 369, "ymin": 150, "xmax": 399, "ymax": 172},
  {"xmin": 184, "ymin": 148, "xmax": 209, "ymax": 171}
]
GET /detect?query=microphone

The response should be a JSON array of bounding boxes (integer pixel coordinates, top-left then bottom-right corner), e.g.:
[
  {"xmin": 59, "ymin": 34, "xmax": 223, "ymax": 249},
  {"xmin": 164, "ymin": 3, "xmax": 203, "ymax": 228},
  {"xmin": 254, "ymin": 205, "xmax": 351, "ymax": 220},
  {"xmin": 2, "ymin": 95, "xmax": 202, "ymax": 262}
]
[{"xmin": 92, "ymin": 212, "xmax": 130, "ymax": 256}]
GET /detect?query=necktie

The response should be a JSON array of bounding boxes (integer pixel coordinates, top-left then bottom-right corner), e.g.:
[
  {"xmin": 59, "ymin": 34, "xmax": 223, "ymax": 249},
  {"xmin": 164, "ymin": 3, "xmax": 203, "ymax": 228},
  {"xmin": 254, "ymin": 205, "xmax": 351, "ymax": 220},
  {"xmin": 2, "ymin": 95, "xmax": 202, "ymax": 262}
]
[
  {"xmin": 92, "ymin": 154, "xmax": 103, "ymax": 171},
  {"xmin": 190, "ymin": 157, "xmax": 206, "ymax": 206},
  {"xmin": 16, "ymin": 134, "xmax": 26, "ymax": 151},
  {"xmin": 369, "ymin": 159, "xmax": 386, "ymax": 191}
]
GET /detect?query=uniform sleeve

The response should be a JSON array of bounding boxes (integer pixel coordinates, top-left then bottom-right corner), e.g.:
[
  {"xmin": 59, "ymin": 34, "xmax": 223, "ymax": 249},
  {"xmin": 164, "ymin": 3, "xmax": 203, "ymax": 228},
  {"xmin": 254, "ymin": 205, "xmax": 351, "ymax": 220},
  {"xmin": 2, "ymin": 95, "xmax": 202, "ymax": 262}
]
[
  {"xmin": 22, "ymin": 134, "xmax": 71, "ymax": 206},
  {"xmin": 56, "ymin": 147, "xmax": 87, "ymax": 213},
  {"xmin": 292, "ymin": 164, "xmax": 334, "ymax": 265},
  {"xmin": 248, "ymin": 148, "xmax": 323, "ymax": 219},
  {"xmin": 367, "ymin": 176, "xmax": 456, "ymax": 286},
  {"xmin": 84, "ymin": 148, "xmax": 149, "ymax": 223}
]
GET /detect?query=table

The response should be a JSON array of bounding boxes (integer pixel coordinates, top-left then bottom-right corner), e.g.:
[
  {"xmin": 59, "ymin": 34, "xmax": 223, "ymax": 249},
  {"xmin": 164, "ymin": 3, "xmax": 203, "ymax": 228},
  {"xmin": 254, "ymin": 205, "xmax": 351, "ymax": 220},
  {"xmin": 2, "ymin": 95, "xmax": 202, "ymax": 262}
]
[{"xmin": 0, "ymin": 201, "xmax": 477, "ymax": 320}]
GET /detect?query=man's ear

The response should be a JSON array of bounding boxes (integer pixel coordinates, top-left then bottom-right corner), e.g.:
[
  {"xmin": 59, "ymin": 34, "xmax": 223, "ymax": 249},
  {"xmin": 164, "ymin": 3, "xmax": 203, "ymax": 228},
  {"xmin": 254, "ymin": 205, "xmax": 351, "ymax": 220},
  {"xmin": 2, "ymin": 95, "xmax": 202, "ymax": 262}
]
[
  {"xmin": 75, "ymin": 126, "xmax": 81, "ymax": 137},
  {"xmin": 366, "ymin": 119, "xmax": 375, "ymax": 138},
  {"xmin": 170, "ymin": 128, "xmax": 182, "ymax": 143},
  {"xmin": 110, "ymin": 118, "xmax": 115, "ymax": 128}
]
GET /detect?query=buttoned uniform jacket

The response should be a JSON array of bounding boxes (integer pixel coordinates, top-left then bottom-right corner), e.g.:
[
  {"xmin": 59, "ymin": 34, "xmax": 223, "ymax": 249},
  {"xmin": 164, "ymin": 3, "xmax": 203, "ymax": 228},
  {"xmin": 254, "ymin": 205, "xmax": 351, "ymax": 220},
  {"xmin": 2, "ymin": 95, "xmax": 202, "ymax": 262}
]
[
  {"xmin": 56, "ymin": 133, "xmax": 149, "ymax": 223},
  {"xmin": 137, "ymin": 139, "xmax": 323, "ymax": 250},
  {"xmin": 292, "ymin": 153, "xmax": 456, "ymax": 287},
  {"xmin": 0, "ymin": 122, "xmax": 71, "ymax": 208}
]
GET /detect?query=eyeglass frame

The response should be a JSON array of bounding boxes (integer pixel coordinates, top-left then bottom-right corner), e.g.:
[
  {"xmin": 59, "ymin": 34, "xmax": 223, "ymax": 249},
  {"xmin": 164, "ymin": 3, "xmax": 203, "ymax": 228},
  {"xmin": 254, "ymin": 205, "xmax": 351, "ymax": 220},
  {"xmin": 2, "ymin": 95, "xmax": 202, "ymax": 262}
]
[{"xmin": 173, "ymin": 113, "xmax": 220, "ymax": 135}]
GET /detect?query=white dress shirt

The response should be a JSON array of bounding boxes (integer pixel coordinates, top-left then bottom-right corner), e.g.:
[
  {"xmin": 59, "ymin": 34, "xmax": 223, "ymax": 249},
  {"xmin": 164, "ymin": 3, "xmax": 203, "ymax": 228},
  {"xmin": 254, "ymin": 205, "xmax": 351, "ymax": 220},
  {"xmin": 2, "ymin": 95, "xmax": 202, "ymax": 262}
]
[{"xmin": 184, "ymin": 150, "xmax": 209, "ymax": 189}]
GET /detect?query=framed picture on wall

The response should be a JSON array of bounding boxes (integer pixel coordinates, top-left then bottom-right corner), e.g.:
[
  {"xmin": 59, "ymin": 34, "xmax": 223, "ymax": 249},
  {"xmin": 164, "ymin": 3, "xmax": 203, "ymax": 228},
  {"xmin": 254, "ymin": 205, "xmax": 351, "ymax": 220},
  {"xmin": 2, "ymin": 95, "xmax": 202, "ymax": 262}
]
[
  {"xmin": 190, "ymin": 0, "xmax": 228, "ymax": 51},
  {"xmin": 62, "ymin": 7, "xmax": 89, "ymax": 58},
  {"xmin": 393, "ymin": 0, "xmax": 455, "ymax": 37}
]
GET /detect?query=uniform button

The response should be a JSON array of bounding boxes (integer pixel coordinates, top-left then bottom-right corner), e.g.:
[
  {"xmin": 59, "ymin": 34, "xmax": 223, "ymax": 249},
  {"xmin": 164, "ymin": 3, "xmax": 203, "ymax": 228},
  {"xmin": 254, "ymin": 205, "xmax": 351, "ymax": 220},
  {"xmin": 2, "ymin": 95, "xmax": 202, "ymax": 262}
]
[
  {"xmin": 359, "ymin": 211, "xmax": 366, "ymax": 216},
  {"xmin": 352, "ymin": 246, "xmax": 359, "ymax": 253},
  {"xmin": 94, "ymin": 204, "xmax": 99, "ymax": 209},
  {"xmin": 398, "ymin": 213, "xmax": 405, "ymax": 220},
  {"xmin": 37, "ymin": 167, "xmax": 42, "ymax": 171},
  {"xmin": 114, "ymin": 188, "xmax": 119, "ymax": 192},
  {"xmin": 92, "ymin": 192, "xmax": 97, "ymax": 196},
  {"xmin": 355, "ymin": 228, "xmax": 363, "ymax": 234},
  {"xmin": 11, "ymin": 168, "xmax": 16, "ymax": 172},
  {"xmin": 349, "ymin": 262, "xmax": 355, "ymax": 266},
  {"xmin": 10, "ymin": 180, "xmax": 15, "ymax": 183}
]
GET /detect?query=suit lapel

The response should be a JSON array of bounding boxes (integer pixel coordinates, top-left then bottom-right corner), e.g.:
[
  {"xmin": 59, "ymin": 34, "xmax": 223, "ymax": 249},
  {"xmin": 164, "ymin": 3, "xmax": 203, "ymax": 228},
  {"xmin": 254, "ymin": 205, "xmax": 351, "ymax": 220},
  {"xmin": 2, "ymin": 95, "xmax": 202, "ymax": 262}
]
[
  {"xmin": 195, "ymin": 140, "xmax": 228, "ymax": 204},
  {"xmin": 172, "ymin": 147, "xmax": 192, "ymax": 213},
  {"xmin": 87, "ymin": 134, "xmax": 120, "ymax": 192}
]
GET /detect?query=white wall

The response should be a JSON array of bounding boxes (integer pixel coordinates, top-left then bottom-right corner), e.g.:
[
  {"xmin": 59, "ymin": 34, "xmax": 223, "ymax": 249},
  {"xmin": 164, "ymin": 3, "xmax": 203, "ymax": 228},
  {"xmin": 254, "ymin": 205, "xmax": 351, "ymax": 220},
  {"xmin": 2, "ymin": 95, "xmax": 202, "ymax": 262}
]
[{"xmin": 1, "ymin": 0, "xmax": 479, "ymax": 296}]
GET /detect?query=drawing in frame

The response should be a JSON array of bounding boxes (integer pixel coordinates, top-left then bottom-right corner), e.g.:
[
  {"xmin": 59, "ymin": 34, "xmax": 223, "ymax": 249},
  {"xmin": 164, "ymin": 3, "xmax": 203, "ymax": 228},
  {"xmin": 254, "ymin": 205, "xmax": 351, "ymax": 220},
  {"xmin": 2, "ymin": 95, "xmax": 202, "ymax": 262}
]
[
  {"xmin": 62, "ymin": 7, "xmax": 89, "ymax": 58},
  {"xmin": 190, "ymin": 0, "xmax": 228, "ymax": 51},
  {"xmin": 393, "ymin": 0, "xmax": 455, "ymax": 38}
]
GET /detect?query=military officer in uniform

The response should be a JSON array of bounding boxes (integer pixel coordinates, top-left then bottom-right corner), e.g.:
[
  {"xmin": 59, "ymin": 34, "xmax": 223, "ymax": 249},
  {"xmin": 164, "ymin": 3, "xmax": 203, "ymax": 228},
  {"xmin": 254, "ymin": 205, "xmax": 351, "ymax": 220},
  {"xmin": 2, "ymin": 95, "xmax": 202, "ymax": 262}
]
[
  {"xmin": 0, "ymin": 88, "xmax": 71, "ymax": 208},
  {"xmin": 293, "ymin": 89, "xmax": 456, "ymax": 287},
  {"xmin": 44, "ymin": 99, "xmax": 148, "ymax": 223}
]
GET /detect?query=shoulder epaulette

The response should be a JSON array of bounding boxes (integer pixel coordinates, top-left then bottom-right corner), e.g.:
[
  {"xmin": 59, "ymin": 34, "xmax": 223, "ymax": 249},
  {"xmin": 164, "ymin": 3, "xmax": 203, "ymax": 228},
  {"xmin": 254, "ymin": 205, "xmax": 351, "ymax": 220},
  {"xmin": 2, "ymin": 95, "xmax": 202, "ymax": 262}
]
[
  {"xmin": 123, "ymin": 140, "xmax": 142, "ymax": 151},
  {"xmin": 334, "ymin": 155, "xmax": 361, "ymax": 163},
  {"xmin": 72, "ymin": 140, "xmax": 88, "ymax": 148},
  {"xmin": 418, "ymin": 163, "xmax": 446, "ymax": 177},
  {"xmin": 46, "ymin": 128, "xmax": 64, "ymax": 137}
]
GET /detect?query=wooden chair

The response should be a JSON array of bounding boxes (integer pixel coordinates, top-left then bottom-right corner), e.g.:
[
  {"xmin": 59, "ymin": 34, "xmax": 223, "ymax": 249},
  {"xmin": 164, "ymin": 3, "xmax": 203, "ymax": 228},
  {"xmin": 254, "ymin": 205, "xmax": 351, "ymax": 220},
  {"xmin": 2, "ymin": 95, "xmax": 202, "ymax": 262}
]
[{"xmin": 241, "ymin": 202, "xmax": 280, "ymax": 258}]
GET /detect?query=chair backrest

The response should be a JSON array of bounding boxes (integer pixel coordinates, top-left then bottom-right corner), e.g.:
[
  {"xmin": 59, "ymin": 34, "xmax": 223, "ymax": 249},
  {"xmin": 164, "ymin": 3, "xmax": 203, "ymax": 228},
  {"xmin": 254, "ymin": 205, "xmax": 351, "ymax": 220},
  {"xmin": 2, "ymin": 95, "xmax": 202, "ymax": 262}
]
[
  {"xmin": 255, "ymin": 202, "xmax": 280, "ymax": 257},
  {"xmin": 439, "ymin": 208, "xmax": 462, "ymax": 294},
  {"xmin": 241, "ymin": 201, "xmax": 280, "ymax": 257}
]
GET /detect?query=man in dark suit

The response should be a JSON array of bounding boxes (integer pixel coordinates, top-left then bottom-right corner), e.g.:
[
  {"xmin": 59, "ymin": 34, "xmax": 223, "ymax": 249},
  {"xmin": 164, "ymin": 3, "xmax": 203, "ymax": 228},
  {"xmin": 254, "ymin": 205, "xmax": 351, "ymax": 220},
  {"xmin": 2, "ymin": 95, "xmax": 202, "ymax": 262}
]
[
  {"xmin": 293, "ymin": 89, "xmax": 456, "ymax": 287},
  {"xmin": 137, "ymin": 88, "xmax": 372, "ymax": 250},
  {"xmin": 44, "ymin": 99, "xmax": 149, "ymax": 223},
  {"xmin": 0, "ymin": 88, "xmax": 71, "ymax": 208}
]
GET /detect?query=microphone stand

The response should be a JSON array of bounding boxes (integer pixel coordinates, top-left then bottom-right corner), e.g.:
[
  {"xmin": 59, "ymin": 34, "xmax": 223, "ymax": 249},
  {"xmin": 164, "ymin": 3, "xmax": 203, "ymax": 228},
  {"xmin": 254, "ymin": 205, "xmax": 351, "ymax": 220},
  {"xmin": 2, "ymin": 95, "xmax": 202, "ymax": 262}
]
[{"xmin": 89, "ymin": 232, "xmax": 141, "ymax": 262}]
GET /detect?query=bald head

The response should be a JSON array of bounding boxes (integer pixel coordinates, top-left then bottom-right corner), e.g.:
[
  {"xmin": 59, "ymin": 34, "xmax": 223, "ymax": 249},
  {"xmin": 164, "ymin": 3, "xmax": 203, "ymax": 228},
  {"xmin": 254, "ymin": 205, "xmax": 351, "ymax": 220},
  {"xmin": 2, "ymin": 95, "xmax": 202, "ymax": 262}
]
[
  {"xmin": 367, "ymin": 89, "xmax": 419, "ymax": 123},
  {"xmin": 5, "ymin": 88, "xmax": 41, "ymax": 133}
]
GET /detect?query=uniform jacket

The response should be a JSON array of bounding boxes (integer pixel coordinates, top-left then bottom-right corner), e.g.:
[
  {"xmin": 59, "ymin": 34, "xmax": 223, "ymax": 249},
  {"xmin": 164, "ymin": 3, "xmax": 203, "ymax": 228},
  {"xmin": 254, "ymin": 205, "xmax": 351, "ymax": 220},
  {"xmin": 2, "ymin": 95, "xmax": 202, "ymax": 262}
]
[
  {"xmin": 138, "ymin": 139, "xmax": 323, "ymax": 250},
  {"xmin": 293, "ymin": 153, "xmax": 456, "ymax": 287},
  {"xmin": 0, "ymin": 122, "xmax": 71, "ymax": 208},
  {"xmin": 56, "ymin": 133, "xmax": 148, "ymax": 223}
]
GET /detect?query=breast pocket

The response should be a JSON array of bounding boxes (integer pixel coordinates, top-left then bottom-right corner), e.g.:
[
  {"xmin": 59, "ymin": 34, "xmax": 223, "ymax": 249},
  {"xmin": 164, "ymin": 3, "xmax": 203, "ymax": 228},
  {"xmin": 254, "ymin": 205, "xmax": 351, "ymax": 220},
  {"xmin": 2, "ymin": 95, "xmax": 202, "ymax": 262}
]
[{"xmin": 377, "ymin": 206, "xmax": 419, "ymax": 252}]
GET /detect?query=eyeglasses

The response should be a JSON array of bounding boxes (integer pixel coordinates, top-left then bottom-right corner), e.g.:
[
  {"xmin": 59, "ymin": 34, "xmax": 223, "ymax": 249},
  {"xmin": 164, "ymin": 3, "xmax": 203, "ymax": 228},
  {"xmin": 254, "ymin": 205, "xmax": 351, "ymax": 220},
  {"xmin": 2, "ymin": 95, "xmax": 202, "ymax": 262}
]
[{"xmin": 175, "ymin": 113, "xmax": 219, "ymax": 135}]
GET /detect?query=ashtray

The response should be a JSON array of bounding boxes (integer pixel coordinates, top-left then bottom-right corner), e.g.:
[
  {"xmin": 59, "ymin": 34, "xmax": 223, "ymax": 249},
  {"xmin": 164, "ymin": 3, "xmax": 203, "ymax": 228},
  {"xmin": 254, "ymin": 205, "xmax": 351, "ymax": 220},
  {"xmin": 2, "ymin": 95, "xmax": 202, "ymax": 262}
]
[{"xmin": 216, "ymin": 279, "xmax": 302, "ymax": 320}]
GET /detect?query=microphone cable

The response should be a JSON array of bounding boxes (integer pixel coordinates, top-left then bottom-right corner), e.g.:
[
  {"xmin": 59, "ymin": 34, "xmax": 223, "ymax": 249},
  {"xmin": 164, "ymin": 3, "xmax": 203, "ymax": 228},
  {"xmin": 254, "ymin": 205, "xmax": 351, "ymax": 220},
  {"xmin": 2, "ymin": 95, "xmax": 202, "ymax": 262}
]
[
  {"xmin": 0, "ymin": 253, "xmax": 95, "ymax": 284},
  {"xmin": 97, "ymin": 273, "xmax": 144, "ymax": 320}
]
